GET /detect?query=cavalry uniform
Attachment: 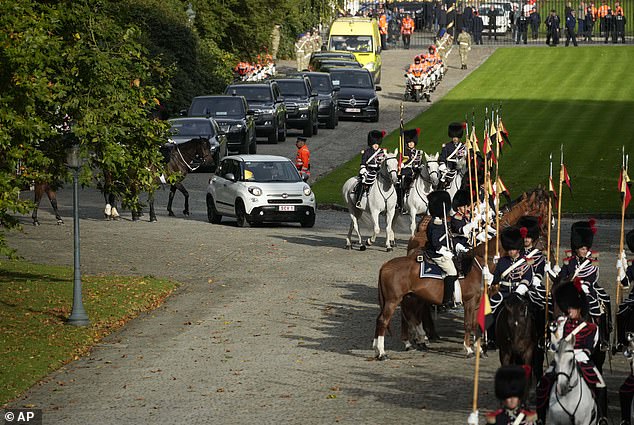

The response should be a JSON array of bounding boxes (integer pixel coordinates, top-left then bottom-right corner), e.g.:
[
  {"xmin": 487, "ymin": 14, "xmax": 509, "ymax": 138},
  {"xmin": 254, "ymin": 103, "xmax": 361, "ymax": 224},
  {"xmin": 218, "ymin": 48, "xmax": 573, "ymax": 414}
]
[
  {"xmin": 517, "ymin": 216, "xmax": 547, "ymax": 309},
  {"xmin": 616, "ymin": 230, "xmax": 634, "ymax": 348},
  {"xmin": 355, "ymin": 130, "xmax": 386, "ymax": 208},
  {"xmin": 398, "ymin": 128, "xmax": 423, "ymax": 214},
  {"xmin": 450, "ymin": 189, "xmax": 474, "ymax": 253},
  {"xmin": 425, "ymin": 191, "xmax": 458, "ymax": 309},
  {"xmin": 438, "ymin": 122, "xmax": 466, "ymax": 188},
  {"xmin": 489, "ymin": 227, "xmax": 534, "ymax": 315},
  {"xmin": 557, "ymin": 220, "xmax": 611, "ymax": 348},
  {"xmin": 295, "ymin": 137, "xmax": 310, "ymax": 182},
  {"xmin": 536, "ymin": 281, "xmax": 607, "ymax": 423},
  {"xmin": 485, "ymin": 366, "xmax": 536, "ymax": 425}
]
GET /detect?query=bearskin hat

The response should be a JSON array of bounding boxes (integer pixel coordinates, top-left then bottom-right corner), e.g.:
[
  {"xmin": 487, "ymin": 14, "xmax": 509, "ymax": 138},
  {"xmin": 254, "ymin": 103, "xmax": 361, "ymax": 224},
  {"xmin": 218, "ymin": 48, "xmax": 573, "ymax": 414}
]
[
  {"xmin": 501, "ymin": 226, "xmax": 524, "ymax": 251},
  {"xmin": 494, "ymin": 366, "xmax": 527, "ymax": 400},
  {"xmin": 627, "ymin": 229, "xmax": 634, "ymax": 253},
  {"xmin": 452, "ymin": 189, "xmax": 470, "ymax": 210},
  {"xmin": 428, "ymin": 191, "xmax": 451, "ymax": 218},
  {"xmin": 517, "ymin": 216, "xmax": 540, "ymax": 240},
  {"xmin": 555, "ymin": 279, "xmax": 589, "ymax": 315},
  {"xmin": 404, "ymin": 128, "xmax": 420, "ymax": 146},
  {"xmin": 448, "ymin": 122, "xmax": 464, "ymax": 139},
  {"xmin": 367, "ymin": 130, "xmax": 386, "ymax": 147},
  {"xmin": 570, "ymin": 219, "xmax": 596, "ymax": 250}
]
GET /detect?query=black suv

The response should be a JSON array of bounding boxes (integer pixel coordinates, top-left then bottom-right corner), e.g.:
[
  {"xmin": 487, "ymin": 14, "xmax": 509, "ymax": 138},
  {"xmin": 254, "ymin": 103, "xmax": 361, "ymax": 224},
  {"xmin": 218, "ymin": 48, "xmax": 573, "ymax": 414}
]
[
  {"xmin": 328, "ymin": 68, "xmax": 381, "ymax": 122},
  {"xmin": 308, "ymin": 52, "xmax": 356, "ymax": 71},
  {"xmin": 185, "ymin": 95, "xmax": 256, "ymax": 154},
  {"xmin": 224, "ymin": 81, "xmax": 287, "ymax": 144},
  {"xmin": 274, "ymin": 76, "xmax": 319, "ymax": 137},
  {"xmin": 302, "ymin": 72, "xmax": 339, "ymax": 129}
]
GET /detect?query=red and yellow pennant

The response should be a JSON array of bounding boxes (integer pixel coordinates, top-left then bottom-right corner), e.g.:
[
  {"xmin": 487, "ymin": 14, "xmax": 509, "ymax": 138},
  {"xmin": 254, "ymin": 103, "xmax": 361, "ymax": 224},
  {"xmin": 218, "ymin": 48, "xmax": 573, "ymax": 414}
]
[{"xmin": 619, "ymin": 169, "xmax": 632, "ymax": 210}]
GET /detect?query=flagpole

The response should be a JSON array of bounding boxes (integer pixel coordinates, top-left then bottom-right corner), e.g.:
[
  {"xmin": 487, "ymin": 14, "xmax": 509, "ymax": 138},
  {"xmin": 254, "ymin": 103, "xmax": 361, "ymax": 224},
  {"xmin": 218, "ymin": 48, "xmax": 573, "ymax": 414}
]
[
  {"xmin": 615, "ymin": 148, "xmax": 629, "ymax": 348},
  {"xmin": 466, "ymin": 114, "xmax": 475, "ymax": 220},
  {"xmin": 555, "ymin": 145, "xmax": 565, "ymax": 266},
  {"xmin": 544, "ymin": 153, "xmax": 554, "ymax": 354},
  {"xmin": 494, "ymin": 113, "xmax": 501, "ymax": 260},
  {"xmin": 398, "ymin": 103, "xmax": 404, "ymax": 173},
  {"xmin": 471, "ymin": 111, "xmax": 481, "ymax": 247}
]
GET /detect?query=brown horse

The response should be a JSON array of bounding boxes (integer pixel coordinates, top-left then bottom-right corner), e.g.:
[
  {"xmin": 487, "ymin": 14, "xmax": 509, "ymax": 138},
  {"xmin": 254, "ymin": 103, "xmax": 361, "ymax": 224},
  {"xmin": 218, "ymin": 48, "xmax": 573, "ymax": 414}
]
[
  {"xmin": 375, "ymin": 188, "xmax": 548, "ymax": 357},
  {"xmin": 31, "ymin": 181, "xmax": 64, "ymax": 226}
]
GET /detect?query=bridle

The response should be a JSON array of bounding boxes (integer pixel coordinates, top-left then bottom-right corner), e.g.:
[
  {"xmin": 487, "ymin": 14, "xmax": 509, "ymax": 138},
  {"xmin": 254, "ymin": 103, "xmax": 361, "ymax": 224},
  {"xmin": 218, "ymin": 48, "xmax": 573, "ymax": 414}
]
[
  {"xmin": 553, "ymin": 348, "xmax": 584, "ymax": 423},
  {"xmin": 174, "ymin": 140, "xmax": 207, "ymax": 172}
]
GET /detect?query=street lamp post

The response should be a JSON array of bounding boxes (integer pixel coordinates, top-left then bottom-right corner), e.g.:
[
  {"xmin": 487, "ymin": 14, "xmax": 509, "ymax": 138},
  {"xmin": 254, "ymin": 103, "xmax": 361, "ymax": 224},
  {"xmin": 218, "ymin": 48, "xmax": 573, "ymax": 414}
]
[
  {"xmin": 186, "ymin": 3, "xmax": 196, "ymax": 23},
  {"xmin": 66, "ymin": 143, "xmax": 89, "ymax": 326}
]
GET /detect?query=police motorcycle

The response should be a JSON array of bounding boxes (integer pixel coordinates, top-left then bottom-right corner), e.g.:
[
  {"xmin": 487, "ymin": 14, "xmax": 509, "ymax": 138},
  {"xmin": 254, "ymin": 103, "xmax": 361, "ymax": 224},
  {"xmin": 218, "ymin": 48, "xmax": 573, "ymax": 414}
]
[{"xmin": 403, "ymin": 71, "xmax": 431, "ymax": 103}]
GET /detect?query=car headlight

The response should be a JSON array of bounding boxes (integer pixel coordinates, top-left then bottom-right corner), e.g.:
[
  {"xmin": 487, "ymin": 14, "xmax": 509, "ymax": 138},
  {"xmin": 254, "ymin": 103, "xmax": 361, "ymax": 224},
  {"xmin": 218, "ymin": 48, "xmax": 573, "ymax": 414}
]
[
  {"xmin": 368, "ymin": 97, "xmax": 379, "ymax": 105},
  {"xmin": 364, "ymin": 62, "xmax": 375, "ymax": 71},
  {"xmin": 248, "ymin": 186, "xmax": 262, "ymax": 196},
  {"xmin": 303, "ymin": 185, "xmax": 312, "ymax": 196}
]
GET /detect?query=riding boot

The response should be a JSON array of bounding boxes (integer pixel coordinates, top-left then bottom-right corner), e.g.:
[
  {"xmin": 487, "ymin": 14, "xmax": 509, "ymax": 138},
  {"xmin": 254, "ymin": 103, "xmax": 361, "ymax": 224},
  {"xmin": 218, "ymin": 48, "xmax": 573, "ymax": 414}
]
[
  {"xmin": 441, "ymin": 275, "xmax": 457, "ymax": 309},
  {"xmin": 354, "ymin": 182, "xmax": 364, "ymax": 208},
  {"xmin": 620, "ymin": 385, "xmax": 634, "ymax": 425},
  {"xmin": 596, "ymin": 386, "xmax": 608, "ymax": 422}
]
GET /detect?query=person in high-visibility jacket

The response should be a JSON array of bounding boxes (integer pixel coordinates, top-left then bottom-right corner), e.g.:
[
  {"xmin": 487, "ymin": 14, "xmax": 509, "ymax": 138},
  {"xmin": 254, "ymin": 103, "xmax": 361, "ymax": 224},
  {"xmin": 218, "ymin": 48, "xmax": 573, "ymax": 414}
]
[
  {"xmin": 407, "ymin": 55, "xmax": 425, "ymax": 77},
  {"xmin": 295, "ymin": 137, "xmax": 310, "ymax": 182},
  {"xmin": 379, "ymin": 12, "xmax": 388, "ymax": 50},
  {"xmin": 400, "ymin": 13, "xmax": 415, "ymax": 49},
  {"xmin": 598, "ymin": 0, "xmax": 609, "ymax": 35}
]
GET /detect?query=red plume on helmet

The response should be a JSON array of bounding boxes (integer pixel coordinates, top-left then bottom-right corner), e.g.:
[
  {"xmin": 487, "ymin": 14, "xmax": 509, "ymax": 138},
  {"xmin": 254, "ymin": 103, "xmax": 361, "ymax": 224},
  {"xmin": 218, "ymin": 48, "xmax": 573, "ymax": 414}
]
[
  {"xmin": 521, "ymin": 365, "xmax": 532, "ymax": 380},
  {"xmin": 416, "ymin": 128, "xmax": 421, "ymax": 135},
  {"xmin": 520, "ymin": 227, "xmax": 528, "ymax": 238},
  {"xmin": 461, "ymin": 122, "xmax": 467, "ymax": 129},
  {"xmin": 573, "ymin": 277, "xmax": 583, "ymax": 293},
  {"xmin": 381, "ymin": 130, "xmax": 386, "ymax": 137},
  {"xmin": 589, "ymin": 218, "xmax": 597, "ymax": 234}
]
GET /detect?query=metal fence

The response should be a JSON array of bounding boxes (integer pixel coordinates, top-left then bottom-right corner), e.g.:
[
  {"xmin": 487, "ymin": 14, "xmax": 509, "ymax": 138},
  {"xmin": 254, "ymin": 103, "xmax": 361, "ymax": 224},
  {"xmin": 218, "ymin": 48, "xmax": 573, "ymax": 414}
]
[{"xmin": 352, "ymin": 1, "xmax": 634, "ymax": 46}]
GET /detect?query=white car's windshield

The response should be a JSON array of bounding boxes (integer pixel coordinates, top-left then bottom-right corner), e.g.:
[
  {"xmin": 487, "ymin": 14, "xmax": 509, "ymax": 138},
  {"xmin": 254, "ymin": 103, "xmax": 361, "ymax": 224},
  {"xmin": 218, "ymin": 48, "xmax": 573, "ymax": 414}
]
[{"xmin": 242, "ymin": 161, "xmax": 301, "ymax": 183}]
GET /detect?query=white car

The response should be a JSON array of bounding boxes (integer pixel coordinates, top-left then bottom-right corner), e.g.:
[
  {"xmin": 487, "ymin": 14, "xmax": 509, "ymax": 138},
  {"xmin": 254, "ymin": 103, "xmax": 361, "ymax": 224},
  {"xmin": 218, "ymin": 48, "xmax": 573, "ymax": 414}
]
[{"xmin": 206, "ymin": 155, "xmax": 316, "ymax": 227}]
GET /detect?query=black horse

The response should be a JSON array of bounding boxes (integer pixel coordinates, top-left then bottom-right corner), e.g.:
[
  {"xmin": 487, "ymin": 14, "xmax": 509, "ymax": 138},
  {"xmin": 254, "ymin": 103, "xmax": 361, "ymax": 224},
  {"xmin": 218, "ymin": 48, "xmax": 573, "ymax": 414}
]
[{"xmin": 102, "ymin": 137, "xmax": 214, "ymax": 222}]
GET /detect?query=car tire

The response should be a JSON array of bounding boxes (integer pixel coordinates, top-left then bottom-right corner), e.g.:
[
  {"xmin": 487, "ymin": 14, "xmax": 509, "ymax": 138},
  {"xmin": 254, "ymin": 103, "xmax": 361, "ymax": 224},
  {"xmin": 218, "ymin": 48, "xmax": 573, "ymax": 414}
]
[
  {"xmin": 206, "ymin": 194, "xmax": 222, "ymax": 224},
  {"xmin": 302, "ymin": 121, "xmax": 313, "ymax": 137},
  {"xmin": 326, "ymin": 110, "xmax": 336, "ymax": 129},
  {"xmin": 268, "ymin": 122, "xmax": 278, "ymax": 144},
  {"xmin": 235, "ymin": 200, "xmax": 250, "ymax": 228},
  {"xmin": 249, "ymin": 138, "xmax": 257, "ymax": 154},
  {"xmin": 301, "ymin": 213, "xmax": 315, "ymax": 228},
  {"xmin": 278, "ymin": 121, "xmax": 287, "ymax": 142},
  {"xmin": 415, "ymin": 91, "xmax": 421, "ymax": 103}
]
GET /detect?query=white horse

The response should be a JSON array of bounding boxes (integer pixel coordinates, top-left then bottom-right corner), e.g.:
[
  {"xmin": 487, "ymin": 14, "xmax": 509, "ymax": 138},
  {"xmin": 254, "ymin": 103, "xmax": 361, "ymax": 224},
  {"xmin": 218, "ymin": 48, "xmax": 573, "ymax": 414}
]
[
  {"xmin": 547, "ymin": 334, "xmax": 598, "ymax": 425},
  {"xmin": 443, "ymin": 157, "xmax": 468, "ymax": 208},
  {"xmin": 342, "ymin": 151, "xmax": 399, "ymax": 252},
  {"xmin": 402, "ymin": 152, "xmax": 440, "ymax": 235}
]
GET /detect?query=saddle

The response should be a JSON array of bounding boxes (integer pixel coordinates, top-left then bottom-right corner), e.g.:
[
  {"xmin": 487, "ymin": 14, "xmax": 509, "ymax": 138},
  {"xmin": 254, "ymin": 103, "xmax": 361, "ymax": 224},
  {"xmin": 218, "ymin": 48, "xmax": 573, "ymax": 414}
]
[{"xmin": 416, "ymin": 250, "xmax": 464, "ymax": 279}]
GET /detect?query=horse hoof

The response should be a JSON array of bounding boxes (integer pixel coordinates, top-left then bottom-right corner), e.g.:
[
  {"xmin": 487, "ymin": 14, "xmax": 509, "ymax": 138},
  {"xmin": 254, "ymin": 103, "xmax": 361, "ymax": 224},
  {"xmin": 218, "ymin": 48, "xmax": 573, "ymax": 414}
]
[
  {"xmin": 183, "ymin": 210, "xmax": 190, "ymax": 216},
  {"xmin": 150, "ymin": 218, "xmax": 158, "ymax": 223},
  {"xmin": 359, "ymin": 245, "xmax": 367, "ymax": 251},
  {"xmin": 56, "ymin": 220, "xmax": 64, "ymax": 225},
  {"xmin": 386, "ymin": 247, "xmax": 393, "ymax": 252},
  {"xmin": 416, "ymin": 343, "xmax": 429, "ymax": 352},
  {"xmin": 33, "ymin": 221, "xmax": 40, "ymax": 226},
  {"xmin": 366, "ymin": 239, "xmax": 373, "ymax": 246},
  {"xmin": 168, "ymin": 211, "xmax": 175, "ymax": 217},
  {"xmin": 376, "ymin": 354, "xmax": 389, "ymax": 361},
  {"xmin": 466, "ymin": 352, "xmax": 475, "ymax": 359}
]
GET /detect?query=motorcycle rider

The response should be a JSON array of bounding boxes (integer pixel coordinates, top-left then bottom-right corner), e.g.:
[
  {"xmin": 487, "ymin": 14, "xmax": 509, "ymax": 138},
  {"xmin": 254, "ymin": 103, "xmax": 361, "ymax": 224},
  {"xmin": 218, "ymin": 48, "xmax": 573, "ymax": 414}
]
[
  {"xmin": 354, "ymin": 130, "xmax": 387, "ymax": 208},
  {"xmin": 398, "ymin": 128, "xmax": 423, "ymax": 214}
]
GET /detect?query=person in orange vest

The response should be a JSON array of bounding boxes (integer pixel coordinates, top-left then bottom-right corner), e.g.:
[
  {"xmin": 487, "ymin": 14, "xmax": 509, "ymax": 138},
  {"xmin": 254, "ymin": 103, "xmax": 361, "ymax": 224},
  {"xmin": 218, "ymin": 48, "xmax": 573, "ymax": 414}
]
[
  {"xmin": 379, "ymin": 11, "xmax": 388, "ymax": 50},
  {"xmin": 295, "ymin": 137, "xmax": 310, "ymax": 182},
  {"xmin": 598, "ymin": 0, "xmax": 609, "ymax": 35},
  {"xmin": 401, "ymin": 13, "xmax": 415, "ymax": 49},
  {"xmin": 615, "ymin": 0, "xmax": 624, "ymax": 15},
  {"xmin": 407, "ymin": 55, "xmax": 425, "ymax": 77}
]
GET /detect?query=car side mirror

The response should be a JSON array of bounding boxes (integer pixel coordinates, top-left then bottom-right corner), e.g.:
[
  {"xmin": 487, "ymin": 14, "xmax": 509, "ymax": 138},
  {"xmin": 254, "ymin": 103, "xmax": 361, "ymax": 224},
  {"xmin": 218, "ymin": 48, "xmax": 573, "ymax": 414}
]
[
  {"xmin": 179, "ymin": 109, "xmax": 188, "ymax": 117},
  {"xmin": 225, "ymin": 173, "xmax": 237, "ymax": 182},
  {"xmin": 375, "ymin": 85, "xmax": 382, "ymax": 91}
]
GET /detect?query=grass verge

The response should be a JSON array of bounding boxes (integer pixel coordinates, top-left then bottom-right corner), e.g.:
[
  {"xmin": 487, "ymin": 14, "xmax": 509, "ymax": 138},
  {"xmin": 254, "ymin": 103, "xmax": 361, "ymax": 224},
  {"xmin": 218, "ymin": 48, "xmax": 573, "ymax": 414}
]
[
  {"xmin": 313, "ymin": 46, "xmax": 634, "ymax": 213},
  {"xmin": 0, "ymin": 259, "xmax": 178, "ymax": 406}
]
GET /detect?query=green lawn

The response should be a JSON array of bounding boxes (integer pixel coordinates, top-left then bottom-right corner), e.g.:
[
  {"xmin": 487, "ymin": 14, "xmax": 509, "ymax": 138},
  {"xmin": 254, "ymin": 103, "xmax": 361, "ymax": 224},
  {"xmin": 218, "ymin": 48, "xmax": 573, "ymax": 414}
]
[
  {"xmin": 0, "ymin": 260, "xmax": 178, "ymax": 405},
  {"xmin": 313, "ymin": 46, "xmax": 634, "ymax": 213}
]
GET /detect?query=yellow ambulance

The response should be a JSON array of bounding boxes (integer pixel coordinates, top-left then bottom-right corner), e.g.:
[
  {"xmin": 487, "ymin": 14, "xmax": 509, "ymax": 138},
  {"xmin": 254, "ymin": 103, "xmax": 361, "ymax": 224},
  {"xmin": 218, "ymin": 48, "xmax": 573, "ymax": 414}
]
[{"xmin": 327, "ymin": 17, "xmax": 383, "ymax": 83}]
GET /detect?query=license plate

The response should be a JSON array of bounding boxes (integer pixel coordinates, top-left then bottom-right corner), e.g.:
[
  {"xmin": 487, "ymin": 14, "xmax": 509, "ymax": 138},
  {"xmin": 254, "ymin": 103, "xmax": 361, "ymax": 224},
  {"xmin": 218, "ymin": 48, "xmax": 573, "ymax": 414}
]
[
  {"xmin": 414, "ymin": 85, "xmax": 422, "ymax": 89},
  {"xmin": 345, "ymin": 108, "xmax": 361, "ymax": 113},
  {"xmin": 279, "ymin": 205, "xmax": 295, "ymax": 211}
]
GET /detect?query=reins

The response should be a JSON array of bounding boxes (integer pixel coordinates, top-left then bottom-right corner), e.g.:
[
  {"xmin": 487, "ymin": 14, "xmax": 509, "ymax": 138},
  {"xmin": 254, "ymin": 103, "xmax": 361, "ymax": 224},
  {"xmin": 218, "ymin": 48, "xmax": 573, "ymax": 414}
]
[{"xmin": 553, "ymin": 349, "xmax": 584, "ymax": 423}]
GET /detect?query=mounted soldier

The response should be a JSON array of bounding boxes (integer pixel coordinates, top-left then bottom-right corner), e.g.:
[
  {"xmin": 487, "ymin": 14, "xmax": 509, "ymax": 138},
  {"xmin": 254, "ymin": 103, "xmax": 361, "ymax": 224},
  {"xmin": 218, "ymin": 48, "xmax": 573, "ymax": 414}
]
[
  {"xmin": 354, "ymin": 130, "xmax": 387, "ymax": 208},
  {"xmin": 438, "ymin": 122, "xmax": 467, "ymax": 190},
  {"xmin": 548, "ymin": 219, "xmax": 612, "ymax": 350},
  {"xmin": 398, "ymin": 128, "xmax": 424, "ymax": 214},
  {"xmin": 450, "ymin": 188, "xmax": 475, "ymax": 254},
  {"xmin": 425, "ymin": 190, "xmax": 459, "ymax": 311},
  {"xmin": 487, "ymin": 226, "xmax": 533, "ymax": 349},
  {"xmin": 518, "ymin": 216, "xmax": 548, "ymax": 332},
  {"xmin": 485, "ymin": 365, "xmax": 537, "ymax": 424},
  {"xmin": 615, "ymin": 229, "xmax": 634, "ymax": 350},
  {"xmin": 536, "ymin": 280, "xmax": 608, "ymax": 425}
]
